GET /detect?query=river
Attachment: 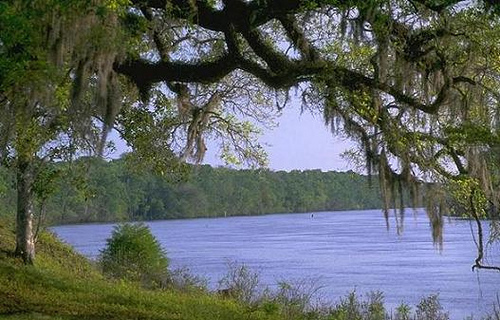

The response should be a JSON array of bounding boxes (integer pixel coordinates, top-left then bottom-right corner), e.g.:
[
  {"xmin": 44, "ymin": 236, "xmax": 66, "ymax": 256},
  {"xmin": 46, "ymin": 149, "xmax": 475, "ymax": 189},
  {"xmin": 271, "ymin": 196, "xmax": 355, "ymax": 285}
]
[{"xmin": 52, "ymin": 209, "xmax": 499, "ymax": 319}]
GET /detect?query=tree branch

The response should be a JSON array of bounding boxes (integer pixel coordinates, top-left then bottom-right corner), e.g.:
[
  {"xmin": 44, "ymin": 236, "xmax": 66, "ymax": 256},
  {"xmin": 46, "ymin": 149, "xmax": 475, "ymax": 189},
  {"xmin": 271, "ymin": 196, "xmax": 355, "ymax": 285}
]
[
  {"xmin": 470, "ymin": 188, "xmax": 500, "ymax": 272},
  {"xmin": 115, "ymin": 55, "xmax": 237, "ymax": 95},
  {"xmin": 240, "ymin": 28, "xmax": 294, "ymax": 74},
  {"xmin": 279, "ymin": 14, "xmax": 321, "ymax": 62}
]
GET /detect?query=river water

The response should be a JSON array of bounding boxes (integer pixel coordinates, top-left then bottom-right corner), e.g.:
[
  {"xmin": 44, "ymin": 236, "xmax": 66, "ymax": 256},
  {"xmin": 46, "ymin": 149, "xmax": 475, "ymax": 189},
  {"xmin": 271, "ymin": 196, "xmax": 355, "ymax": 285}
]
[{"xmin": 52, "ymin": 209, "xmax": 499, "ymax": 319}]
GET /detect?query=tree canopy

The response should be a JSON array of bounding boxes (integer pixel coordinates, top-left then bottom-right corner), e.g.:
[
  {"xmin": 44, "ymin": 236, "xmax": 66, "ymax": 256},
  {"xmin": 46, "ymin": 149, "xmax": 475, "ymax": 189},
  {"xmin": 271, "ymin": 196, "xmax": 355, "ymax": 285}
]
[
  {"xmin": 0, "ymin": 159, "xmax": 387, "ymax": 224},
  {"xmin": 1, "ymin": 0, "xmax": 500, "ymax": 268},
  {"xmin": 113, "ymin": 0, "xmax": 500, "ymax": 269}
]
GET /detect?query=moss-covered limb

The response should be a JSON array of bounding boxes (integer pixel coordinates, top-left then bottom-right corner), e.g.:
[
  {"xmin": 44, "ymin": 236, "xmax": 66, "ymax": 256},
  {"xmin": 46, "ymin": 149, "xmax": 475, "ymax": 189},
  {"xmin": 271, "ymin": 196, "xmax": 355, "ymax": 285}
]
[
  {"xmin": 469, "ymin": 188, "xmax": 500, "ymax": 272},
  {"xmin": 117, "ymin": 0, "xmax": 467, "ymax": 119}
]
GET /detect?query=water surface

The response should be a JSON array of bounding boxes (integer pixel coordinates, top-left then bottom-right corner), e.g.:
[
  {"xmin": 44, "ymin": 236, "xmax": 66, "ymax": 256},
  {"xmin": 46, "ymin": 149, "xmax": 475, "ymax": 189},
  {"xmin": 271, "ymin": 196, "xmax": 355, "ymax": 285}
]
[{"xmin": 53, "ymin": 209, "xmax": 500, "ymax": 319}]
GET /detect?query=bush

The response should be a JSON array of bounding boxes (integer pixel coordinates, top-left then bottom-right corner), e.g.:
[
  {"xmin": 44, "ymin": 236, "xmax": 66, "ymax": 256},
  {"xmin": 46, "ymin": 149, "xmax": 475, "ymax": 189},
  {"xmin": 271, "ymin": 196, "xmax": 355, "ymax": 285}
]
[
  {"xmin": 217, "ymin": 261, "xmax": 261, "ymax": 305},
  {"xmin": 217, "ymin": 262, "xmax": 326, "ymax": 319},
  {"xmin": 330, "ymin": 291, "xmax": 386, "ymax": 320},
  {"xmin": 99, "ymin": 223, "xmax": 169, "ymax": 288},
  {"xmin": 415, "ymin": 294, "xmax": 449, "ymax": 320},
  {"xmin": 166, "ymin": 266, "xmax": 208, "ymax": 293},
  {"xmin": 269, "ymin": 278, "xmax": 325, "ymax": 319},
  {"xmin": 394, "ymin": 302, "xmax": 412, "ymax": 320}
]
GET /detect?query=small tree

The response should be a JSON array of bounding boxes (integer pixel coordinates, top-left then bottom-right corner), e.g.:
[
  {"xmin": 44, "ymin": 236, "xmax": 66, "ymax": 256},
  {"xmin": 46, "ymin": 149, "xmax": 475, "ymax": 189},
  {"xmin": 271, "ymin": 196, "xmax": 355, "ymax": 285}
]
[
  {"xmin": 100, "ymin": 223, "xmax": 169, "ymax": 289},
  {"xmin": 0, "ymin": 0, "xmax": 132, "ymax": 264}
]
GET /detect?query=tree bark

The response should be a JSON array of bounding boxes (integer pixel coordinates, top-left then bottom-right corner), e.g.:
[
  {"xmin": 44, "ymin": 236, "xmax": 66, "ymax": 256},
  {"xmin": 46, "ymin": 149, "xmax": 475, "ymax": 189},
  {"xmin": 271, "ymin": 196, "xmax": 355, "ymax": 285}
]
[{"xmin": 15, "ymin": 156, "xmax": 35, "ymax": 265}]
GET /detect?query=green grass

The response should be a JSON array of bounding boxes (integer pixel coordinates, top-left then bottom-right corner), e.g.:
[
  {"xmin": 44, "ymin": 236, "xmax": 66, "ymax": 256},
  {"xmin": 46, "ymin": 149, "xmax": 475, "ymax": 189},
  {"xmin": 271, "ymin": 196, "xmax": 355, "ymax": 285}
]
[{"xmin": 0, "ymin": 220, "xmax": 282, "ymax": 320}]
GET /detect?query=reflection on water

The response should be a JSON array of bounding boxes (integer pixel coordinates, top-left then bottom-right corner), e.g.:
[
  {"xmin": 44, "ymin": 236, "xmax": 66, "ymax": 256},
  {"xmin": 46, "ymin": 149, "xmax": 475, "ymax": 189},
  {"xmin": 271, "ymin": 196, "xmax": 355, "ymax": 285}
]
[{"xmin": 52, "ymin": 209, "xmax": 500, "ymax": 319}]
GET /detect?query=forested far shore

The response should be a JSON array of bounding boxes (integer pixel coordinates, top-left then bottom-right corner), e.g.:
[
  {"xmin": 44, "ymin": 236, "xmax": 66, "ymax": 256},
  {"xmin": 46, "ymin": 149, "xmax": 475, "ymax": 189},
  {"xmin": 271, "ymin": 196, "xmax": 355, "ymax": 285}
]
[{"xmin": 0, "ymin": 157, "xmax": 400, "ymax": 225}]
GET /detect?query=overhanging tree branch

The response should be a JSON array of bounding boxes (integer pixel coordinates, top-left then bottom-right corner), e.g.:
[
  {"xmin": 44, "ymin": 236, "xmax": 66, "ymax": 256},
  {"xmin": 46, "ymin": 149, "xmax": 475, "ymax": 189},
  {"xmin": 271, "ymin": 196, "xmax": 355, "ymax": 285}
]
[{"xmin": 470, "ymin": 188, "xmax": 500, "ymax": 272}]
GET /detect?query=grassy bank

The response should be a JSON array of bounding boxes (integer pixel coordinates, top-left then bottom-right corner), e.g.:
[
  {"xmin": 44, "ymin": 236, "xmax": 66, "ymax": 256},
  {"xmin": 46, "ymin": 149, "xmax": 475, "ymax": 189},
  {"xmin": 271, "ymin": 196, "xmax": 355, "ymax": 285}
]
[
  {"xmin": 0, "ymin": 220, "xmax": 284, "ymax": 320},
  {"xmin": 1, "ymin": 218, "xmax": 498, "ymax": 320}
]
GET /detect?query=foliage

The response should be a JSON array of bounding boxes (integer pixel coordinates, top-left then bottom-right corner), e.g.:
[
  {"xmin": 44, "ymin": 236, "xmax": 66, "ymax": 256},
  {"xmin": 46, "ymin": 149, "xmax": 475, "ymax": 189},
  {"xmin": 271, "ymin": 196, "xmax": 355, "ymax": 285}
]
[
  {"xmin": 0, "ymin": 157, "xmax": 395, "ymax": 224},
  {"xmin": 3, "ymin": 0, "xmax": 500, "ymax": 267},
  {"xmin": 329, "ymin": 291, "xmax": 386, "ymax": 320},
  {"xmin": 0, "ymin": 166, "xmax": 15, "ymax": 217},
  {"xmin": 99, "ymin": 223, "xmax": 169, "ymax": 288},
  {"xmin": 0, "ymin": 0, "xmax": 129, "ymax": 162},
  {"xmin": 394, "ymin": 302, "xmax": 412, "ymax": 320},
  {"xmin": 165, "ymin": 266, "xmax": 208, "ymax": 293},
  {"xmin": 415, "ymin": 294, "xmax": 449, "ymax": 320},
  {"xmin": 216, "ymin": 263, "xmax": 384, "ymax": 320},
  {"xmin": 210, "ymin": 261, "xmax": 469, "ymax": 320},
  {"xmin": 0, "ymin": 218, "xmax": 283, "ymax": 320},
  {"xmin": 267, "ymin": 278, "xmax": 325, "ymax": 320},
  {"xmin": 0, "ymin": 0, "xmax": 276, "ymax": 263},
  {"xmin": 106, "ymin": 0, "xmax": 500, "ymax": 267},
  {"xmin": 217, "ymin": 261, "xmax": 262, "ymax": 305},
  {"xmin": 0, "ymin": 0, "xmax": 139, "ymax": 263}
]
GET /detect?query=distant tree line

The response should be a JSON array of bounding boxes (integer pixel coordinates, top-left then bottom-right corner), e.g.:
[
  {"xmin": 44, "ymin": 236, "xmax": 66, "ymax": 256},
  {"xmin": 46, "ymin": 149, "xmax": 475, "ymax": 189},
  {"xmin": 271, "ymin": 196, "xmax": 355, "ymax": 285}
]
[{"xmin": 0, "ymin": 157, "xmax": 391, "ymax": 225}]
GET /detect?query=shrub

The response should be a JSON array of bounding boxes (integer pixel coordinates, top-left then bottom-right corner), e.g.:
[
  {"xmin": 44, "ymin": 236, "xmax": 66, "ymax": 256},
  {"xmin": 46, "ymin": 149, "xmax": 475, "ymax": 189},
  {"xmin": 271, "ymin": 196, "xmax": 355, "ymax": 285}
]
[
  {"xmin": 166, "ymin": 266, "xmax": 208, "ymax": 293},
  {"xmin": 216, "ymin": 263, "xmax": 325, "ymax": 319},
  {"xmin": 415, "ymin": 294, "xmax": 449, "ymax": 320},
  {"xmin": 329, "ymin": 291, "xmax": 386, "ymax": 320},
  {"xmin": 270, "ymin": 278, "xmax": 325, "ymax": 319},
  {"xmin": 329, "ymin": 291, "xmax": 364, "ymax": 320},
  {"xmin": 394, "ymin": 302, "xmax": 412, "ymax": 320},
  {"xmin": 99, "ymin": 223, "xmax": 169, "ymax": 288},
  {"xmin": 217, "ymin": 261, "xmax": 261, "ymax": 305}
]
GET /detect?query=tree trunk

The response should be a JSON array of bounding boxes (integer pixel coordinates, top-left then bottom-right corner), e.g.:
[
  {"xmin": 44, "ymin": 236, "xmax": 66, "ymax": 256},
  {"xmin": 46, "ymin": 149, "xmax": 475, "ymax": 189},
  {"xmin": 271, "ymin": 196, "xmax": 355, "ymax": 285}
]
[{"xmin": 15, "ymin": 157, "xmax": 35, "ymax": 264}]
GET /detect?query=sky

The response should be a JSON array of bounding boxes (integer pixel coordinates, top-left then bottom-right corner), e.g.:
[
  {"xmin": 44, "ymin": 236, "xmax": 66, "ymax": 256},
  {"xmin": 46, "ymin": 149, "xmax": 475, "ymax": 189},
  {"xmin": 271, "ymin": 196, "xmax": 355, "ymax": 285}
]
[
  {"xmin": 203, "ymin": 103, "xmax": 355, "ymax": 172},
  {"xmin": 110, "ymin": 102, "xmax": 355, "ymax": 172}
]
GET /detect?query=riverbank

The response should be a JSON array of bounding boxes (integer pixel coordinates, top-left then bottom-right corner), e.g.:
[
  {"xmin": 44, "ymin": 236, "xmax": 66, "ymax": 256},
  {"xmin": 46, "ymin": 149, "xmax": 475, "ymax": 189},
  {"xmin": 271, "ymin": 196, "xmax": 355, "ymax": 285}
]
[
  {"xmin": 0, "ymin": 220, "xmax": 443, "ymax": 320},
  {"xmin": 0, "ymin": 219, "xmax": 393, "ymax": 320},
  {"xmin": 0, "ymin": 218, "xmax": 288, "ymax": 320},
  {"xmin": 2, "ymin": 213, "xmax": 499, "ymax": 319},
  {"xmin": 2, "ymin": 219, "xmax": 500, "ymax": 319}
]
